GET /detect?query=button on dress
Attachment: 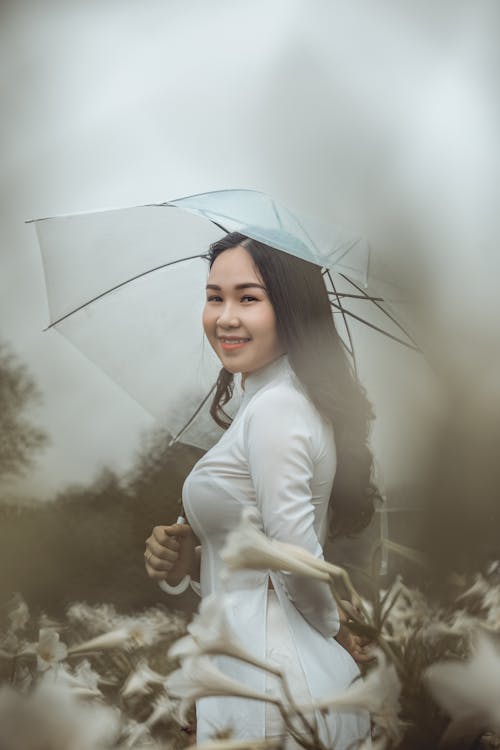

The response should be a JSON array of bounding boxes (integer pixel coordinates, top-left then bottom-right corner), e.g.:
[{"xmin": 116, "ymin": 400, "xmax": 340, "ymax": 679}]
[{"xmin": 182, "ymin": 353, "xmax": 370, "ymax": 748}]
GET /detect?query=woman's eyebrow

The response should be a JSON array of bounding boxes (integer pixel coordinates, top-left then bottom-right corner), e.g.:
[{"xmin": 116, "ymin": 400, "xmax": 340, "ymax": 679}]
[{"xmin": 205, "ymin": 283, "xmax": 266, "ymax": 291}]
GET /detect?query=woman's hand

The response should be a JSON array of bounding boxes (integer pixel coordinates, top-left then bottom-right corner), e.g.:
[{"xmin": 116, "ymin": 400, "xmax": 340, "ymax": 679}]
[
  {"xmin": 144, "ymin": 522, "xmax": 198, "ymax": 586},
  {"xmin": 334, "ymin": 599, "xmax": 376, "ymax": 664}
]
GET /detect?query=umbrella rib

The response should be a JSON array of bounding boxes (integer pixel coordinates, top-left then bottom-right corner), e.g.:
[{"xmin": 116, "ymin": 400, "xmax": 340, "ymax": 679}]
[
  {"xmin": 327, "ymin": 291, "xmax": 384, "ymax": 302},
  {"xmin": 44, "ymin": 253, "xmax": 209, "ymax": 330},
  {"xmin": 271, "ymin": 199, "xmax": 284, "ymax": 230},
  {"xmin": 168, "ymin": 382, "xmax": 218, "ymax": 446},
  {"xmin": 280, "ymin": 205, "xmax": 321, "ymax": 256},
  {"xmin": 323, "ymin": 269, "xmax": 358, "ymax": 376},
  {"xmin": 165, "ymin": 201, "xmax": 250, "ymax": 230},
  {"xmin": 329, "ymin": 301, "xmax": 420, "ymax": 351},
  {"xmin": 338, "ymin": 272, "xmax": 419, "ymax": 347},
  {"xmin": 327, "ymin": 238, "xmax": 363, "ymax": 267}
]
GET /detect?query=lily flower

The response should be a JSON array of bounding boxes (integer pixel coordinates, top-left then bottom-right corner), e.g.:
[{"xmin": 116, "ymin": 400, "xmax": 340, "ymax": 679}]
[
  {"xmin": 220, "ymin": 508, "xmax": 365, "ymax": 612},
  {"xmin": 168, "ymin": 593, "xmax": 281, "ymax": 676},
  {"xmin": 66, "ymin": 601, "xmax": 118, "ymax": 631},
  {"xmin": 39, "ymin": 662, "xmax": 102, "ymax": 698},
  {"xmin": 423, "ymin": 629, "xmax": 500, "ymax": 742},
  {"xmin": 145, "ymin": 692, "xmax": 179, "ymax": 728},
  {"xmin": 68, "ymin": 626, "xmax": 133, "ymax": 655},
  {"xmin": 165, "ymin": 655, "xmax": 283, "ymax": 724},
  {"xmin": 34, "ymin": 628, "xmax": 68, "ymax": 671},
  {"xmin": 292, "ymin": 649, "xmax": 403, "ymax": 744},
  {"xmin": 127, "ymin": 618, "xmax": 158, "ymax": 648},
  {"xmin": 121, "ymin": 658, "xmax": 166, "ymax": 698},
  {"xmin": 68, "ymin": 618, "xmax": 157, "ymax": 655},
  {"xmin": 73, "ymin": 659, "xmax": 101, "ymax": 691},
  {"xmin": 220, "ymin": 507, "xmax": 331, "ymax": 581}
]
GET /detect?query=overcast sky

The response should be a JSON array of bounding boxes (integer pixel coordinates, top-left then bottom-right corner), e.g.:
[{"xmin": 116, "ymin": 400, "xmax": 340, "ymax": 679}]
[{"xmin": 1, "ymin": 0, "xmax": 498, "ymax": 504}]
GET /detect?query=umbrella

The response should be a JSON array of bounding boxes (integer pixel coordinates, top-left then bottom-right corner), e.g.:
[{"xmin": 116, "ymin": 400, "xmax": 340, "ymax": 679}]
[
  {"xmin": 30, "ymin": 188, "xmax": 430, "ymax": 576},
  {"xmin": 29, "ymin": 189, "xmax": 419, "ymax": 454}
]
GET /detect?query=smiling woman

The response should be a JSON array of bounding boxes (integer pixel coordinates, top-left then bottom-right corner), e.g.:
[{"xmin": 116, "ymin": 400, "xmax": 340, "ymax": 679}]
[{"xmin": 147, "ymin": 230, "xmax": 379, "ymax": 747}]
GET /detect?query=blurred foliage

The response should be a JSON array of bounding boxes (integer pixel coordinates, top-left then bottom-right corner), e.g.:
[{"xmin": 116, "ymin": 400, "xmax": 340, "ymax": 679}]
[
  {"xmin": 0, "ymin": 340, "xmax": 49, "ymax": 479},
  {"xmin": 0, "ymin": 427, "xmax": 203, "ymax": 623}
]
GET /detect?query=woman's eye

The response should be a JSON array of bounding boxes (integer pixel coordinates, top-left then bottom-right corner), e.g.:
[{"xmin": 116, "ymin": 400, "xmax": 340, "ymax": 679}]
[{"xmin": 206, "ymin": 295, "xmax": 257, "ymax": 302}]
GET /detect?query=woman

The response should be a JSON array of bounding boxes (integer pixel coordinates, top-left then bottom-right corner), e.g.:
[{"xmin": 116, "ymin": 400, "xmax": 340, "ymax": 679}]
[{"xmin": 145, "ymin": 231, "xmax": 379, "ymax": 748}]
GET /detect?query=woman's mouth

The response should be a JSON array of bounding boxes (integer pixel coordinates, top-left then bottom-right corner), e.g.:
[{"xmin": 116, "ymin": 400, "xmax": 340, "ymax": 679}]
[{"xmin": 219, "ymin": 337, "xmax": 251, "ymax": 351}]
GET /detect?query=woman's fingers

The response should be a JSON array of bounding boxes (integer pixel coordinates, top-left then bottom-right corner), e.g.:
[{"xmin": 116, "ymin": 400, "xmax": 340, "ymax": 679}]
[
  {"xmin": 147, "ymin": 538, "xmax": 178, "ymax": 562},
  {"xmin": 144, "ymin": 549, "xmax": 175, "ymax": 571},
  {"xmin": 152, "ymin": 525, "xmax": 182, "ymax": 549},
  {"xmin": 144, "ymin": 560, "xmax": 170, "ymax": 581}
]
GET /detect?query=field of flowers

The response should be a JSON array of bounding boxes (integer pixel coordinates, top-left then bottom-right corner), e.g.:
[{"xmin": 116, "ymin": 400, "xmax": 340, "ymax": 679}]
[{"xmin": 1, "ymin": 508, "xmax": 500, "ymax": 750}]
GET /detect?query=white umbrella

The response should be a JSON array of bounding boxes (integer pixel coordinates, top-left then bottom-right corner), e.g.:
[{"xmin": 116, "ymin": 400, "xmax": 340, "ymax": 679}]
[{"xmin": 29, "ymin": 189, "xmax": 418, "ymax": 454}]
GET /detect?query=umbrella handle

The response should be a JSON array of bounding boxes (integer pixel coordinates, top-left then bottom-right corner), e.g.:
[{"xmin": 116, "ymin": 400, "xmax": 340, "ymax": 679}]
[{"xmin": 158, "ymin": 515, "xmax": 191, "ymax": 594}]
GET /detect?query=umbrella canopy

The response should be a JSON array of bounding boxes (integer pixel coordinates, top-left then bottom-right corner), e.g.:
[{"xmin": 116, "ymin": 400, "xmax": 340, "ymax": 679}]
[{"xmin": 30, "ymin": 189, "xmax": 420, "ymax": 457}]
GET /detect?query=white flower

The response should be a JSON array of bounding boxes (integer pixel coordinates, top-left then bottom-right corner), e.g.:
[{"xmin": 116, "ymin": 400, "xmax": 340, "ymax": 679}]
[
  {"xmin": 66, "ymin": 601, "xmax": 118, "ymax": 632},
  {"xmin": 68, "ymin": 618, "xmax": 157, "ymax": 655},
  {"xmin": 7, "ymin": 593, "xmax": 30, "ymax": 632},
  {"xmin": 66, "ymin": 601, "xmax": 185, "ymax": 643},
  {"xmin": 382, "ymin": 581, "xmax": 430, "ymax": 644},
  {"xmin": 68, "ymin": 626, "xmax": 133, "ymax": 655},
  {"xmin": 121, "ymin": 658, "xmax": 165, "ymax": 698},
  {"xmin": 127, "ymin": 618, "xmax": 158, "ymax": 648},
  {"xmin": 39, "ymin": 662, "xmax": 102, "ymax": 698},
  {"xmin": 0, "ymin": 680, "xmax": 122, "ymax": 750},
  {"xmin": 294, "ymin": 649, "xmax": 403, "ymax": 743},
  {"xmin": 421, "ymin": 610, "xmax": 476, "ymax": 643},
  {"xmin": 220, "ymin": 508, "xmax": 367, "ymax": 613},
  {"xmin": 458, "ymin": 574, "xmax": 490, "ymax": 600},
  {"xmin": 34, "ymin": 628, "xmax": 68, "ymax": 672},
  {"xmin": 145, "ymin": 692, "xmax": 178, "ymax": 728},
  {"xmin": 423, "ymin": 629, "xmax": 500, "ymax": 740},
  {"xmin": 39, "ymin": 613, "xmax": 64, "ymax": 629},
  {"xmin": 220, "ymin": 507, "xmax": 332, "ymax": 581},
  {"xmin": 168, "ymin": 592, "xmax": 280, "ymax": 676},
  {"xmin": 165, "ymin": 655, "xmax": 282, "ymax": 724},
  {"xmin": 73, "ymin": 659, "xmax": 101, "ymax": 691}
]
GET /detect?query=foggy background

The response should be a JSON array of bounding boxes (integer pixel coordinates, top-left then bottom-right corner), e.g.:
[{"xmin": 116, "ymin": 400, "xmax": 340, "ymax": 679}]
[{"xmin": 1, "ymin": 0, "xmax": 498, "ymax": 519}]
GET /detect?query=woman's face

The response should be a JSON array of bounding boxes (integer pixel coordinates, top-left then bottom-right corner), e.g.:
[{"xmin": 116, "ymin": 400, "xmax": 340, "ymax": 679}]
[{"xmin": 202, "ymin": 245, "xmax": 286, "ymax": 382}]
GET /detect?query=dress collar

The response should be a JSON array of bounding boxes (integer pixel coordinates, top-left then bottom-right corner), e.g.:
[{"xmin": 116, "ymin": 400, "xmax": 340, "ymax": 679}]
[{"xmin": 239, "ymin": 353, "xmax": 293, "ymax": 400}]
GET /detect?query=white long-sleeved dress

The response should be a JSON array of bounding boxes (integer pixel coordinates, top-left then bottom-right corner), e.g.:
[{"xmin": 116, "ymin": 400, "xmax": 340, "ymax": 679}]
[{"xmin": 182, "ymin": 353, "xmax": 370, "ymax": 748}]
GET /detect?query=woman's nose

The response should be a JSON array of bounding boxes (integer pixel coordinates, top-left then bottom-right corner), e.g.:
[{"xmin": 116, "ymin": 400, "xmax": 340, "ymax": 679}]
[{"xmin": 217, "ymin": 301, "xmax": 241, "ymax": 326}]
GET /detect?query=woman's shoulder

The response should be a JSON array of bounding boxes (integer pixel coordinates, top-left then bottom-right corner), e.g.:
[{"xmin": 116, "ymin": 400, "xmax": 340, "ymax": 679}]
[
  {"xmin": 241, "ymin": 377, "xmax": 334, "ymax": 463},
  {"xmin": 244, "ymin": 375, "xmax": 322, "ymax": 425}
]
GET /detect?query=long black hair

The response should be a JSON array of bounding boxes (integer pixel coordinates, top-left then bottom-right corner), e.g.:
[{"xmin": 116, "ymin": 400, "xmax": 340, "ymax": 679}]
[{"xmin": 206, "ymin": 231, "xmax": 380, "ymax": 539}]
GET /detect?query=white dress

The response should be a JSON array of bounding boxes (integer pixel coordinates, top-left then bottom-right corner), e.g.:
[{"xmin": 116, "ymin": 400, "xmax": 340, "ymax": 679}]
[{"xmin": 182, "ymin": 353, "xmax": 370, "ymax": 748}]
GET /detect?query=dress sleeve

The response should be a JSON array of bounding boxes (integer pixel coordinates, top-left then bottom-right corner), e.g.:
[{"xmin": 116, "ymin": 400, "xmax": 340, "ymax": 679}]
[{"xmin": 243, "ymin": 386, "xmax": 340, "ymax": 638}]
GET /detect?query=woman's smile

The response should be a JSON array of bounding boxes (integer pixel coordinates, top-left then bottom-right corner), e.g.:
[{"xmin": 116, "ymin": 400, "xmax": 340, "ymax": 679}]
[{"xmin": 219, "ymin": 336, "xmax": 252, "ymax": 351}]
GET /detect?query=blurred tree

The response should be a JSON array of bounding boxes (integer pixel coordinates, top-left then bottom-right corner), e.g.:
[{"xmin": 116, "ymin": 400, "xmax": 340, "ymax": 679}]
[
  {"xmin": 0, "ymin": 425, "xmax": 203, "ymax": 621},
  {"xmin": 0, "ymin": 340, "xmax": 49, "ymax": 479}
]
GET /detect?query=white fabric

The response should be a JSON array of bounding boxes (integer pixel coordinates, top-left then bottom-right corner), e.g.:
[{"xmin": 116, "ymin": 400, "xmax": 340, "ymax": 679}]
[
  {"xmin": 265, "ymin": 588, "xmax": 318, "ymax": 748},
  {"xmin": 182, "ymin": 353, "xmax": 370, "ymax": 748}
]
